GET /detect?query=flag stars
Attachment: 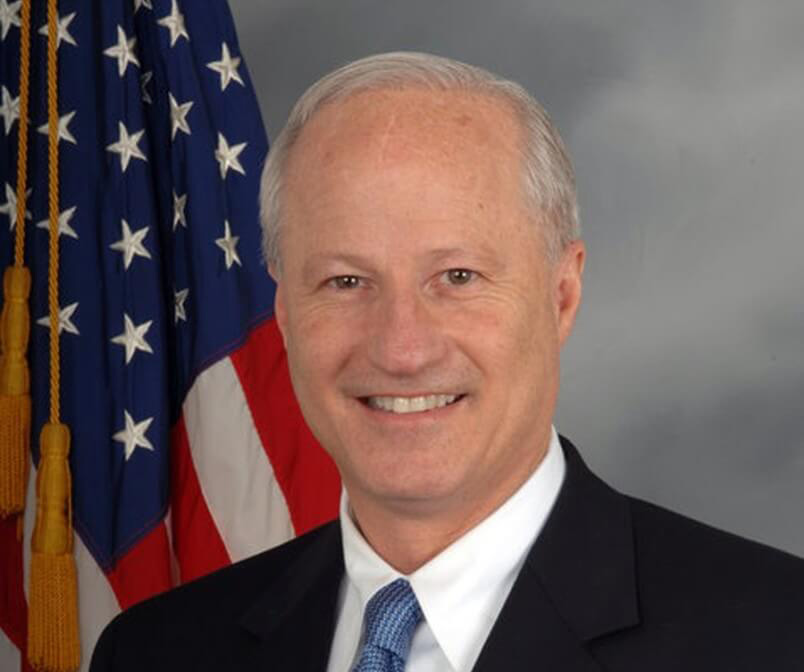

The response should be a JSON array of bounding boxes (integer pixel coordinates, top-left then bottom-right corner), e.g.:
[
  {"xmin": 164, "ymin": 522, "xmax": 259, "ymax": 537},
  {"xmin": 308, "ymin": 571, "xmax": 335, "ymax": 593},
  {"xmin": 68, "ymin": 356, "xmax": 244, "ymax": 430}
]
[
  {"xmin": 0, "ymin": 1, "xmax": 21, "ymax": 41},
  {"xmin": 0, "ymin": 85, "xmax": 19, "ymax": 135},
  {"xmin": 36, "ymin": 302, "xmax": 79, "ymax": 335},
  {"xmin": 158, "ymin": 0, "xmax": 189, "ymax": 47},
  {"xmin": 37, "ymin": 110, "xmax": 77, "ymax": 145},
  {"xmin": 104, "ymin": 25, "xmax": 140, "ymax": 77},
  {"xmin": 0, "ymin": 182, "xmax": 32, "ymax": 229},
  {"xmin": 110, "ymin": 219, "xmax": 151, "ymax": 269},
  {"xmin": 113, "ymin": 410, "xmax": 154, "ymax": 461},
  {"xmin": 38, "ymin": 11, "xmax": 77, "ymax": 49},
  {"xmin": 215, "ymin": 220, "xmax": 241, "ymax": 269},
  {"xmin": 140, "ymin": 71, "xmax": 153, "ymax": 104},
  {"xmin": 111, "ymin": 313, "xmax": 154, "ymax": 364},
  {"xmin": 133, "ymin": 0, "xmax": 152, "ymax": 13},
  {"xmin": 172, "ymin": 190, "xmax": 187, "ymax": 230},
  {"xmin": 174, "ymin": 288, "xmax": 189, "ymax": 323},
  {"xmin": 207, "ymin": 43, "xmax": 244, "ymax": 92},
  {"xmin": 214, "ymin": 132, "xmax": 246, "ymax": 179},
  {"xmin": 36, "ymin": 206, "xmax": 78, "ymax": 239},
  {"xmin": 107, "ymin": 121, "xmax": 147, "ymax": 172},
  {"xmin": 169, "ymin": 93, "xmax": 193, "ymax": 140}
]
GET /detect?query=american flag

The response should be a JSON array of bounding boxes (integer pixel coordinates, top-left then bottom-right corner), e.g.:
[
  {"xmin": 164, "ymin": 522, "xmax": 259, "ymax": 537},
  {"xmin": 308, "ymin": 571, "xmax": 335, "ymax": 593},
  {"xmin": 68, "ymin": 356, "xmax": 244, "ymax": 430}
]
[{"xmin": 0, "ymin": 2, "xmax": 340, "ymax": 670}]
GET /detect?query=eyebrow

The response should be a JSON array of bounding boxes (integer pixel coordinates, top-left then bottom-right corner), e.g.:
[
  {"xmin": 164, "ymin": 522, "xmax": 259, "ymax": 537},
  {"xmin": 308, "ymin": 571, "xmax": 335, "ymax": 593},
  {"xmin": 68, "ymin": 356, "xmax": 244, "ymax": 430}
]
[
  {"xmin": 301, "ymin": 252, "xmax": 375, "ymax": 273},
  {"xmin": 300, "ymin": 245, "xmax": 503, "ymax": 280},
  {"xmin": 426, "ymin": 246, "xmax": 498, "ymax": 263}
]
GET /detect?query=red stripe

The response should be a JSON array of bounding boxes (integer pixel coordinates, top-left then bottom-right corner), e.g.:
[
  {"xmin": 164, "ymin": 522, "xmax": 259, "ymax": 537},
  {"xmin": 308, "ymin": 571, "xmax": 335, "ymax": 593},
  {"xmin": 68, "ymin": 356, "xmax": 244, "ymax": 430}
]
[
  {"xmin": 169, "ymin": 417, "xmax": 231, "ymax": 582},
  {"xmin": 230, "ymin": 318, "xmax": 341, "ymax": 535},
  {"xmin": 0, "ymin": 515, "xmax": 34, "ymax": 672},
  {"xmin": 106, "ymin": 522, "xmax": 173, "ymax": 610}
]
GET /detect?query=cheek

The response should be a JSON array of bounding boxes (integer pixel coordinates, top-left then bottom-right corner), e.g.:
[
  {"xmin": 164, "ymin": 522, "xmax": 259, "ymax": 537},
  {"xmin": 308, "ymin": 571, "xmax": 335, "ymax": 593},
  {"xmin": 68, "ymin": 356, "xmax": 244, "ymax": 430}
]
[
  {"xmin": 460, "ymin": 293, "xmax": 549, "ymax": 361},
  {"xmin": 286, "ymin": 303, "xmax": 363, "ymax": 384},
  {"xmin": 463, "ymin": 299, "xmax": 558, "ymax": 412}
]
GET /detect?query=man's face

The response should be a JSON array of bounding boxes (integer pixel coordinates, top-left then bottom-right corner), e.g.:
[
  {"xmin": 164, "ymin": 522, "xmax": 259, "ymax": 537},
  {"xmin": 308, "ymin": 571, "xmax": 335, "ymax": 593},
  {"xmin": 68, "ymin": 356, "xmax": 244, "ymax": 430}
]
[{"xmin": 274, "ymin": 89, "xmax": 583, "ymax": 524}]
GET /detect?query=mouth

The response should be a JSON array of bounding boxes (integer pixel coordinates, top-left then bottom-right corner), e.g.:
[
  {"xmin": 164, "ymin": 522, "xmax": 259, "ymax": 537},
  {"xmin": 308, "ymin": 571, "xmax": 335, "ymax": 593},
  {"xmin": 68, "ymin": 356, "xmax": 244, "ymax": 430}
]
[{"xmin": 358, "ymin": 393, "xmax": 466, "ymax": 414}]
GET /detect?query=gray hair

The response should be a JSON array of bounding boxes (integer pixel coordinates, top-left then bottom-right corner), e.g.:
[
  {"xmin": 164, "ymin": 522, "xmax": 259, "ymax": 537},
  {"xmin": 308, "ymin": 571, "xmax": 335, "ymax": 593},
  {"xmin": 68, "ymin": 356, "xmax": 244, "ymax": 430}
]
[{"xmin": 259, "ymin": 51, "xmax": 580, "ymax": 271}]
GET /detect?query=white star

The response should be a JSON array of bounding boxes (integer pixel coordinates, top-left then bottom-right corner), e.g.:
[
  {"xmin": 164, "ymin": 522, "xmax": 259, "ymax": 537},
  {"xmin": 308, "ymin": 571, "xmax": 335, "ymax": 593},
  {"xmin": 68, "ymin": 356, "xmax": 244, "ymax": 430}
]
[
  {"xmin": 0, "ymin": 1, "xmax": 21, "ymax": 41},
  {"xmin": 0, "ymin": 85, "xmax": 19, "ymax": 135},
  {"xmin": 174, "ymin": 288, "xmax": 189, "ymax": 323},
  {"xmin": 140, "ymin": 71, "xmax": 153, "ymax": 104},
  {"xmin": 214, "ymin": 132, "xmax": 246, "ymax": 179},
  {"xmin": 168, "ymin": 92, "xmax": 192, "ymax": 140},
  {"xmin": 0, "ymin": 182, "xmax": 31, "ymax": 229},
  {"xmin": 133, "ymin": 0, "xmax": 152, "ymax": 13},
  {"xmin": 36, "ymin": 302, "xmax": 79, "ymax": 335},
  {"xmin": 104, "ymin": 25, "xmax": 140, "ymax": 77},
  {"xmin": 172, "ymin": 190, "xmax": 187, "ymax": 230},
  {"xmin": 37, "ymin": 109, "xmax": 77, "ymax": 145},
  {"xmin": 106, "ymin": 121, "xmax": 147, "ymax": 172},
  {"xmin": 38, "ymin": 11, "xmax": 77, "ymax": 49},
  {"xmin": 215, "ymin": 220, "xmax": 241, "ymax": 269},
  {"xmin": 206, "ymin": 42, "xmax": 244, "ymax": 92},
  {"xmin": 110, "ymin": 218, "xmax": 151, "ymax": 269},
  {"xmin": 111, "ymin": 313, "xmax": 153, "ymax": 364},
  {"xmin": 157, "ymin": 0, "xmax": 189, "ymax": 47},
  {"xmin": 36, "ymin": 205, "xmax": 78, "ymax": 239},
  {"xmin": 113, "ymin": 410, "xmax": 154, "ymax": 461}
]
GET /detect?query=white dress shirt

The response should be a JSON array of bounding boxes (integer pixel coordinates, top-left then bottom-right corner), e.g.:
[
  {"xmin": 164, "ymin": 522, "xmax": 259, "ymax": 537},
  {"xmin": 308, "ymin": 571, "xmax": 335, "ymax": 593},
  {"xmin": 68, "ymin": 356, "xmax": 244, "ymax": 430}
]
[{"xmin": 326, "ymin": 426, "xmax": 566, "ymax": 672}]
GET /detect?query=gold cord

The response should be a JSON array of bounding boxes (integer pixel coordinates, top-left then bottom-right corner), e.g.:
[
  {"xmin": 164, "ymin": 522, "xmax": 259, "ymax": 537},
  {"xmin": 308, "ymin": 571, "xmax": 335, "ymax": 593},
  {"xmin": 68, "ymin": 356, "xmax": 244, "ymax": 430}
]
[{"xmin": 27, "ymin": 0, "xmax": 81, "ymax": 669}]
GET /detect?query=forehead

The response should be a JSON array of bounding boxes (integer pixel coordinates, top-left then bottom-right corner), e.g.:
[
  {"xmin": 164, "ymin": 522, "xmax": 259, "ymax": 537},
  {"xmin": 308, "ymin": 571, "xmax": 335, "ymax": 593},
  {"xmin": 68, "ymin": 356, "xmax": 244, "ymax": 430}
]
[
  {"xmin": 279, "ymin": 88, "xmax": 540, "ymax": 267},
  {"xmin": 286, "ymin": 87, "xmax": 525, "ymax": 191}
]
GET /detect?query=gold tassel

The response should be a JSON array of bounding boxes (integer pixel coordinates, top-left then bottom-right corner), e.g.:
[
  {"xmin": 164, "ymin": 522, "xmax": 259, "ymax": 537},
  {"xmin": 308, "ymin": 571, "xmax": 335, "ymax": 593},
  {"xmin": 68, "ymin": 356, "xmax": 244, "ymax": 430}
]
[
  {"xmin": 27, "ymin": 422, "xmax": 80, "ymax": 672},
  {"xmin": 0, "ymin": 0, "xmax": 33, "ymax": 520},
  {"xmin": 27, "ymin": 0, "xmax": 81, "ymax": 667},
  {"xmin": 0, "ymin": 266, "xmax": 32, "ymax": 516}
]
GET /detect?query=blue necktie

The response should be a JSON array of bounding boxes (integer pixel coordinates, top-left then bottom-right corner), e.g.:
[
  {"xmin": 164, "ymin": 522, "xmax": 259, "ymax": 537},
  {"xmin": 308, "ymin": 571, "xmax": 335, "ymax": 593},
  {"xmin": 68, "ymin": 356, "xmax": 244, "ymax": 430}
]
[{"xmin": 351, "ymin": 578, "xmax": 424, "ymax": 672}]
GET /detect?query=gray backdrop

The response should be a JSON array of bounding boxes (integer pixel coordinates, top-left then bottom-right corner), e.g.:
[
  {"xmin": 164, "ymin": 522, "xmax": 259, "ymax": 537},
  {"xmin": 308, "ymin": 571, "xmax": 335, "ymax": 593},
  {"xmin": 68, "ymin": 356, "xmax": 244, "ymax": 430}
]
[{"xmin": 228, "ymin": 0, "xmax": 804, "ymax": 557}]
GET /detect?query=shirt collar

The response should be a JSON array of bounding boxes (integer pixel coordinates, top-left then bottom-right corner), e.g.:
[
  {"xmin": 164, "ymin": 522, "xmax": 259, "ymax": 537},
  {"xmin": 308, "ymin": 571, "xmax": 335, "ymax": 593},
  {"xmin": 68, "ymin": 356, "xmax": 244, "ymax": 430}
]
[{"xmin": 340, "ymin": 426, "xmax": 566, "ymax": 671}]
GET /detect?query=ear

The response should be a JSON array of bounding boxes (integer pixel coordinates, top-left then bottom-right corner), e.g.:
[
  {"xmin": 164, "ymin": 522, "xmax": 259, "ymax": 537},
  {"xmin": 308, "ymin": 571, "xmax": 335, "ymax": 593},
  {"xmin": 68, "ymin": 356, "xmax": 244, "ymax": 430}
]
[
  {"xmin": 269, "ymin": 264, "xmax": 289, "ymax": 350},
  {"xmin": 554, "ymin": 239, "xmax": 585, "ymax": 348}
]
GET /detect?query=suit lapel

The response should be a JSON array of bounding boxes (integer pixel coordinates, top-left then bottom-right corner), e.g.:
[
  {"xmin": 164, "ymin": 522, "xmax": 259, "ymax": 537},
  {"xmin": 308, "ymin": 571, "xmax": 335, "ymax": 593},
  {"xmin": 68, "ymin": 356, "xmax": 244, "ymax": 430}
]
[
  {"xmin": 237, "ymin": 521, "xmax": 345, "ymax": 672},
  {"xmin": 473, "ymin": 437, "xmax": 640, "ymax": 671},
  {"xmin": 471, "ymin": 562, "xmax": 607, "ymax": 672}
]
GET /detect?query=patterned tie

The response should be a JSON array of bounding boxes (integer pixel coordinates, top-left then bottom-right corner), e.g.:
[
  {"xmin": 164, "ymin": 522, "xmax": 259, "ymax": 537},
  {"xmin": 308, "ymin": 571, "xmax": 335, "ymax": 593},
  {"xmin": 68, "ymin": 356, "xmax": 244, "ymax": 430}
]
[{"xmin": 351, "ymin": 578, "xmax": 424, "ymax": 672}]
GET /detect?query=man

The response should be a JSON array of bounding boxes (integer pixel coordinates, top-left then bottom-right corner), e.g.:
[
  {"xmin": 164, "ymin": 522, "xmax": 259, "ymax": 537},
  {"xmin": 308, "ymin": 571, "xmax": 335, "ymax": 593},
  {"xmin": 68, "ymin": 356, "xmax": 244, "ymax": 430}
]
[{"xmin": 91, "ymin": 52, "xmax": 804, "ymax": 671}]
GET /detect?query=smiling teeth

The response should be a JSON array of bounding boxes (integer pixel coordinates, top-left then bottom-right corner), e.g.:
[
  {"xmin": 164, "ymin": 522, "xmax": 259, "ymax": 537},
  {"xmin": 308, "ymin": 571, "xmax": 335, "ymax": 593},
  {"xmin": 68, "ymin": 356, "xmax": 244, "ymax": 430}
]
[{"xmin": 367, "ymin": 394, "xmax": 459, "ymax": 413}]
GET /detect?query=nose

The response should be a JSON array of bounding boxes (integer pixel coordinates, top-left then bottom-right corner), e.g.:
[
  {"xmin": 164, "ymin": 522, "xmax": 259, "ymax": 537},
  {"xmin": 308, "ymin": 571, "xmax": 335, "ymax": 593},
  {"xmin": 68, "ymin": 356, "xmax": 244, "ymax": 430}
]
[{"xmin": 366, "ymin": 284, "xmax": 448, "ymax": 377}]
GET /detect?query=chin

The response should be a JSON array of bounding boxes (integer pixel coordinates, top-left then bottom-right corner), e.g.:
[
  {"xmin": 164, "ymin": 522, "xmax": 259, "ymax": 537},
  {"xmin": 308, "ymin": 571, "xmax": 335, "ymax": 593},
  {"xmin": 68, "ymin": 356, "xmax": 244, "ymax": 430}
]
[{"xmin": 356, "ymin": 468, "xmax": 468, "ymax": 513}]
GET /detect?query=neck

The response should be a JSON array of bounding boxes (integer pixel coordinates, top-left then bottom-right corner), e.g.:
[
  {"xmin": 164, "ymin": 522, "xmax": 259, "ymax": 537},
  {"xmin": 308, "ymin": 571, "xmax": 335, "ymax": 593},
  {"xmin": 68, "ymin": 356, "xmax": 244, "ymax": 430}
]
[
  {"xmin": 347, "ymin": 436, "xmax": 551, "ymax": 574},
  {"xmin": 349, "ymin": 503, "xmax": 490, "ymax": 575}
]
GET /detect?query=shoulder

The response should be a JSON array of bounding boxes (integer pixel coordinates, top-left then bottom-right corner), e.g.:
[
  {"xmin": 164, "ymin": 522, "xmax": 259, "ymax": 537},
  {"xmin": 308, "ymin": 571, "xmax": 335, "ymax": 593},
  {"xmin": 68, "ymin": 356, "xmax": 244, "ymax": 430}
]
[
  {"xmin": 560, "ymin": 435, "xmax": 804, "ymax": 609},
  {"xmin": 122, "ymin": 520, "xmax": 338, "ymax": 621},
  {"xmin": 89, "ymin": 521, "xmax": 340, "ymax": 672},
  {"xmin": 627, "ymin": 493, "xmax": 804, "ymax": 595},
  {"xmin": 623, "ymin": 495, "xmax": 804, "ymax": 660},
  {"xmin": 555, "ymin": 436, "xmax": 804, "ymax": 667}
]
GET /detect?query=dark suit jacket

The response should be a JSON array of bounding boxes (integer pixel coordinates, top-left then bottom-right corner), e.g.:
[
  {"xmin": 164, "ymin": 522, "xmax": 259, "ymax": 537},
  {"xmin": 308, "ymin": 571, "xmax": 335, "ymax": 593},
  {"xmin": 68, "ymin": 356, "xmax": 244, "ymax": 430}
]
[{"xmin": 90, "ymin": 437, "xmax": 804, "ymax": 671}]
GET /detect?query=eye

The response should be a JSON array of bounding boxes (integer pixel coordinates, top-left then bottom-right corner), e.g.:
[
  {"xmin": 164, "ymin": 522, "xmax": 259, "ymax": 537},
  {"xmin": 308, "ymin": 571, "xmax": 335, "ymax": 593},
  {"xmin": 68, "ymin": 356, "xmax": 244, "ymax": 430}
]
[
  {"xmin": 328, "ymin": 275, "xmax": 362, "ymax": 290},
  {"xmin": 443, "ymin": 268, "xmax": 476, "ymax": 286}
]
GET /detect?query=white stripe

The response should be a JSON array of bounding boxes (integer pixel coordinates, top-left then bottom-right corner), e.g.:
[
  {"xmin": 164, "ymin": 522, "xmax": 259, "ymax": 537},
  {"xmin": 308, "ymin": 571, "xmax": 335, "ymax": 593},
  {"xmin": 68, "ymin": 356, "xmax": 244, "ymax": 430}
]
[
  {"xmin": 22, "ymin": 464, "xmax": 121, "ymax": 672},
  {"xmin": 183, "ymin": 355, "xmax": 294, "ymax": 562},
  {"xmin": 0, "ymin": 625, "xmax": 21, "ymax": 672},
  {"xmin": 163, "ymin": 508, "xmax": 181, "ymax": 586},
  {"xmin": 22, "ymin": 459, "xmax": 34, "ymax": 601},
  {"xmin": 73, "ymin": 533, "xmax": 121, "ymax": 671}
]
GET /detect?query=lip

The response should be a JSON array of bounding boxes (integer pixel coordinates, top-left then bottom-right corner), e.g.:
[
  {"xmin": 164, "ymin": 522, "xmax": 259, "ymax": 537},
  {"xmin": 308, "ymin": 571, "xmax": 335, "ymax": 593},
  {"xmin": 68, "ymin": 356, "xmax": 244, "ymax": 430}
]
[
  {"xmin": 355, "ymin": 394, "xmax": 466, "ymax": 424},
  {"xmin": 360, "ymin": 393, "xmax": 463, "ymax": 399}
]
